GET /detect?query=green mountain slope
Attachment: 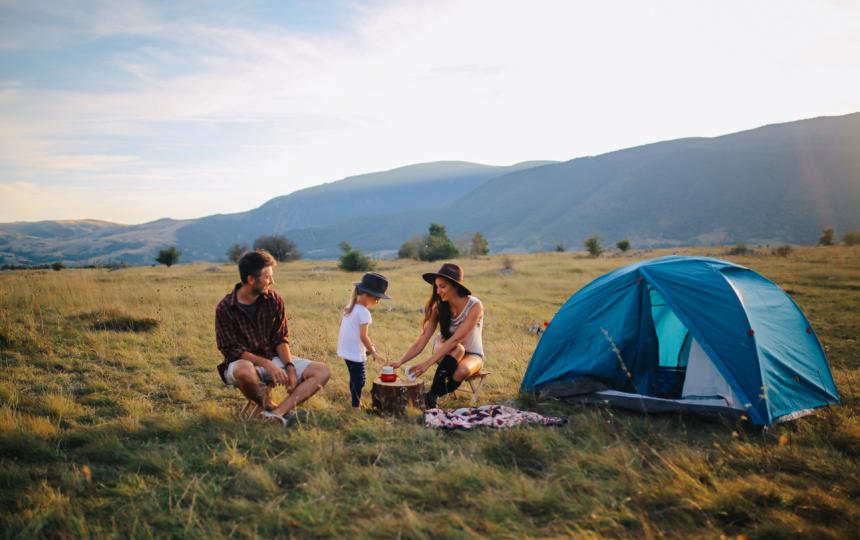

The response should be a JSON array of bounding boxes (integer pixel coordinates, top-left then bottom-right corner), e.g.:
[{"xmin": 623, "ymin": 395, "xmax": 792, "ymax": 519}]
[
  {"xmin": 2, "ymin": 112, "xmax": 858, "ymax": 265},
  {"xmin": 442, "ymin": 113, "xmax": 860, "ymax": 250}
]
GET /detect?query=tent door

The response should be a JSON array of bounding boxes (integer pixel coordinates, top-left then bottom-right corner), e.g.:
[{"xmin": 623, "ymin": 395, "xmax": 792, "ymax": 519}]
[{"xmin": 648, "ymin": 286, "xmax": 691, "ymax": 399}]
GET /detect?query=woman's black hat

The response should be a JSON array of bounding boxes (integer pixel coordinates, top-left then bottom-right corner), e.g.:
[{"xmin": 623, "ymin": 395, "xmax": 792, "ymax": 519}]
[
  {"xmin": 422, "ymin": 263, "xmax": 471, "ymax": 296},
  {"xmin": 354, "ymin": 272, "xmax": 391, "ymax": 299}
]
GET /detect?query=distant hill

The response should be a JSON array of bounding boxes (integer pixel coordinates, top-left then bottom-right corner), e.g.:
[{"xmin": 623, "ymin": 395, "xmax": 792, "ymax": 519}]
[
  {"xmin": 0, "ymin": 218, "xmax": 190, "ymax": 266},
  {"xmin": 442, "ymin": 112, "xmax": 860, "ymax": 250},
  {"xmin": 0, "ymin": 161, "xmax": 554, "ymax": 265},
  {"xmin": 1, "ymin": 112, "xmax": 859, "ymax": 266}
]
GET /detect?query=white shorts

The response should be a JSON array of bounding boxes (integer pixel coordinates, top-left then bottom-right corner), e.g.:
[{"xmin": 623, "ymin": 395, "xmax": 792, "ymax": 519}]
[{"xmin": 224, "ymin": 356, "xmax": 313, "ymax": 387}]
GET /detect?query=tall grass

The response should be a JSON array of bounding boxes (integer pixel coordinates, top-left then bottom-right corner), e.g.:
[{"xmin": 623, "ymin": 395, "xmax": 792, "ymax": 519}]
[{"xmin": 1, "ymin": 248, "xmax": 858, "ymax": 538}]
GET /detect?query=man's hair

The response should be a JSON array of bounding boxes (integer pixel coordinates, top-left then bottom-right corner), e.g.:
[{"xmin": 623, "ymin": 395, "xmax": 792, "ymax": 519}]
[{"xmin": 239, "ymin": 249, "xmax": 277, "ymax": 283}]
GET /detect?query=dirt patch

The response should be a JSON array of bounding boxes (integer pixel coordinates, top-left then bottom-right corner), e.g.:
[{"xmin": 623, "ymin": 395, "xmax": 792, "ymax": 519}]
[{"xmin": 71, "ymin": 310, "xmax": 159, "ymax": 333}]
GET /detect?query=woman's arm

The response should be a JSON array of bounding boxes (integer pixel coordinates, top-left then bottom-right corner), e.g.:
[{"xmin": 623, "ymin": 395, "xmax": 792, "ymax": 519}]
[
  {"xmin": 391, "ymin": 309, "xmax": 438, "ymax": 368},
  {"xmin": 411, "ymin": 302, "xmax": 483, "ymax": 376}
]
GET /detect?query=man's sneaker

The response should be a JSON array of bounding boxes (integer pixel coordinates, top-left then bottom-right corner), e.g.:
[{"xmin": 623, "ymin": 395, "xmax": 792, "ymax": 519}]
[{"xmin": 261, "ymin": 409, "xmax": 310, "ymax": 428}]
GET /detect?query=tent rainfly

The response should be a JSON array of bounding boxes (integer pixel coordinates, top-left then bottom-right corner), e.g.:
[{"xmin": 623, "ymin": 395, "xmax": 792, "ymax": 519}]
[{"xmin": 520, "ymin": 256, "xmax": 840, "ymax": 426}]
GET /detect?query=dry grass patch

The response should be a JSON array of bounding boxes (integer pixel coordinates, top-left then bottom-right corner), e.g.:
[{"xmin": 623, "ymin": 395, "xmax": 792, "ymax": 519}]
[{"xmin": 0, "ymin": 247, "xmax": 858, "ymax": 538}]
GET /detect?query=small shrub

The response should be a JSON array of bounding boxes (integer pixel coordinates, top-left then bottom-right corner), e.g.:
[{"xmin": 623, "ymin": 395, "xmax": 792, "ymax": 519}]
[
  {"xmin": 584, "ymin": 235, "xmax": 603, "ymax": 257},
  {"xmin": 771, "ymin": 244, "xmax": 793, "ymax": 257},
  {"xmin": 555, "ymin": 243, "xmax": 565, "ymax": 252},
  {"xmin": 253, "ymin": 234, "xmax": 301, "ymax": 261},
  {"xmin": 339, "ymin": 250, "xmax": 374, "ymax": 272},
  {"xmin": 398, "ymin": 240, "xmax": 418, "ymax": 259},
  {"xmin": 471, "ymin": 232, "xmax": 489, "ymax": 256},
  {"xmin": 50, "ymin": 262, "xmax": 64, "ymax": 271},
  {"xmin": 616, "ymin": 239, "xmax": 630, "ymax": 252},
  {"xmin": 818, "ymin": 228, "xmax": 835, "ymax": 246},
  {"xmin": 501, "ymin": 255, "xmax": 514, "ymax": 271},
  {"xmin": 843, "ymin": 231, "xmax": 860, "ymax": 246},
  {"xmin": 226, "ymin": 243, "xmax": 248, "ymax": 263},
  {"xmin": 726, "ymin": 243, "xmax": 750, "ymax": 256},
  {"xmin": 155, "ymin": 247, "xmax": 180, "ymax": 267}
]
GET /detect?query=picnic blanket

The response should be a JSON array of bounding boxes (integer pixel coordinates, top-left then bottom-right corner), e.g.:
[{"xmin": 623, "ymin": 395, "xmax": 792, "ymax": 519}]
[{"xmin": 424, "ymin": 405, "xmax": 565, "ymax": 430}]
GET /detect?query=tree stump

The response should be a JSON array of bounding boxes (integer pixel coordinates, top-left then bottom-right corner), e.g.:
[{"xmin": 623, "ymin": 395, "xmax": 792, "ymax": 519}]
[{"xmin": 371, "ymin": 378, "xmax": 425, "ymax": 414}]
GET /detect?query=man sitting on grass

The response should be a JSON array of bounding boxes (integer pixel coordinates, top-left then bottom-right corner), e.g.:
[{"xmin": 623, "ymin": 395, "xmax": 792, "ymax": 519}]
[{"xmin": 215, "ymin": 249, "xmax": 330, "ymax": 426}]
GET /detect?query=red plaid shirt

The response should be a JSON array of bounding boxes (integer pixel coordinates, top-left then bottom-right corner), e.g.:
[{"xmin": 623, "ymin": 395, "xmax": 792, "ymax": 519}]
[{"xmin": 215, "ymin": 284, "xmax": 289, "ymax": 371}]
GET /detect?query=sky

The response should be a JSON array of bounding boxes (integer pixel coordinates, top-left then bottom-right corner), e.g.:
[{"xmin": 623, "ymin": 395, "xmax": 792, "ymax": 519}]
[{"xmin": 1, "ymin": 0, "xmax": 859, "ymax": 224}]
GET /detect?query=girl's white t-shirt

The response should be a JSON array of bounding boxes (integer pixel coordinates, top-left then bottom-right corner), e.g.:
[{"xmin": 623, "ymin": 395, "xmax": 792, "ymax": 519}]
[{"xmin": 337, "ymin": 304, "xmax": 372, "ymax": 362}]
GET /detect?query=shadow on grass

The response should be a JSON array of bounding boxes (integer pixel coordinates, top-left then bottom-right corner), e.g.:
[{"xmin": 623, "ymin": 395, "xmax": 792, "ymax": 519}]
[{"xmin": 70, "ymin": 310, "xmax": 158, "ymax": 333}]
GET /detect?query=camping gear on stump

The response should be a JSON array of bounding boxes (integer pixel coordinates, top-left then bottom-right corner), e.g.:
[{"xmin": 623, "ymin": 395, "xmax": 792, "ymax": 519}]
[
  {"xmin": 521, "ymin": 256, "xmax": 840, "ymax": 426},
  {"xmin": 371, "ymin": 377, "xmax": 425, "ymax": 414},
  {"xmin": 379, "ymin": 365, "xmax": 397, "ymax": 383}
]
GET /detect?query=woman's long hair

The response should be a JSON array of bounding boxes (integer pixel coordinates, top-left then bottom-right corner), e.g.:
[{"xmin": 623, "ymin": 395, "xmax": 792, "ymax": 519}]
[
  {"xmin": 343, "ymin": 287, "xmax": 359, "ymax": 316},
  {"xmin": 423, "ymin": 278, "xmax": 466, "ymax": 339}
]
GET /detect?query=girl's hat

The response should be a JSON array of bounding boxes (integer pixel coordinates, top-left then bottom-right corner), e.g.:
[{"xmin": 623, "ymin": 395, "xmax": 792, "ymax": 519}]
[
  {"xmin": 354, "ymin": 272, "xmax": 391, "ymax": 299},
  {"xmin": 422, "ymin": 263, "xmax": 471, "ymax": 296}
]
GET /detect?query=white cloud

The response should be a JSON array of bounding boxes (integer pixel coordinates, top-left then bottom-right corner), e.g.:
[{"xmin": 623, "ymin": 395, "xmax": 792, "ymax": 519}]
[{"xmin": 1, "ymin": 0, "xmax": 859, "ymax": 222}]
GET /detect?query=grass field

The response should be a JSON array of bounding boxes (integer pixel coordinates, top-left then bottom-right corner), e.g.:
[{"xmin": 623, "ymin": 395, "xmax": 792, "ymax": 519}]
[{"xmin": 1, "ymin": 247, "xmax": 858, "ymax": 539}]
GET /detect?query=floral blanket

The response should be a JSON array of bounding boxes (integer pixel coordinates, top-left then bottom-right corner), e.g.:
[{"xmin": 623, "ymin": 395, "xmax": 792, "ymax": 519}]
[{"xmin": 424, "ymin": 405, "xmax": 565, "ymax": 430}]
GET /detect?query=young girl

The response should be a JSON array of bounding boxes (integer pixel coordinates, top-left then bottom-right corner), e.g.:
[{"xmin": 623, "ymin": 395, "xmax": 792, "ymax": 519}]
[{"xmin": 337, "ymin": 272, "xmax": 390, "ymax": 409}]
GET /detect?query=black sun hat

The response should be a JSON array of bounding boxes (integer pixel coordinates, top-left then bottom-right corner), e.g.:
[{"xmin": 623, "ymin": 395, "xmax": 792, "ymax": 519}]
[
  {"xmin": 354, "ymin": 272, "xmax": 391, "ymax": 299},
  {"xmin": 422, "ymin": 263, "xmax": 471, "ymax": 296}
]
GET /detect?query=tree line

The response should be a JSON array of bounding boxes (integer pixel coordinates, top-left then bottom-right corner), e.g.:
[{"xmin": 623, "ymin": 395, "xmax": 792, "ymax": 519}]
[{"xmin": 148, "ymin": 226, "xmax": 859, "ymax": 268}]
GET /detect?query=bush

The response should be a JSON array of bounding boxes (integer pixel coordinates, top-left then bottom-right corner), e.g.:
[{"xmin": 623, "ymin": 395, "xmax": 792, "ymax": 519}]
[
  {"xmin": 616, "ymin": 239, "xmax": 630, "ymax": 252},
  {"xmin": 418, "ymin": 223, "xmax": 458, "ymax": 262},
  {"xmin": 725, "ymin": 243, "xmax": 751, "ymax": 256},
  {"xmin": 226, "ymin": 243, "xmax": 248, "ymax": 263},
  {"xmin": 843, "ymin": 231, "xmax": 860, "ymax": 246},
  {"xmin": 555, "ymin": 244, "xmax": 565, "ymax": 252},
  {"xmin": 155, "ymin": 247, "xmax": 181, "ymax": 267},
  {"xmin": 50, "ymin": 262, "xmax": 64, "ymax": 271},
  {"xmin": 771, "ymin": 244, "xmax": 793, "ymax": 257},
  {"xmin": 338, "ymin": 250, "xmax": 374, "ymax": 272},
  {"xmin": 398, "ymin": 240, "xmax": 418, "ymax": 259},
  {"xmin": 584, "ymin": 235, "xmax": 603, "ymax": 257},
  {"xmin": 819, "ymin": 228, "xmax": 835, "ymax": 246},
  {"xmin": 471, "ymin": 232, "xmax": 489, "ymax": 256},
  {"xmin": 253, "ymin": 234, "xmax": 301, "ymax": 262}
]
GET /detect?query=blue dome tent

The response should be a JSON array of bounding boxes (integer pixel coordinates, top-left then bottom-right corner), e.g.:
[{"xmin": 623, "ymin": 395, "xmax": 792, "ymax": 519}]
[{"xmin": 521, "ymin": 256, "xmax": 840, "ymax": 426}]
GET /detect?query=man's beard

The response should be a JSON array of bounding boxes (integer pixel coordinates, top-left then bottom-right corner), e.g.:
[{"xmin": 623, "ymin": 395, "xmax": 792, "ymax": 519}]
[{"xmin": 252, "ymin": 282, "xmax": 268, "ymax": 295}]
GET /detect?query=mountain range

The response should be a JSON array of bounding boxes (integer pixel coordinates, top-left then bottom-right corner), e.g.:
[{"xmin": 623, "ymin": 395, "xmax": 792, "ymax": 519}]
[{"xmin": 2, "ymin": 112, "xmax": 859, "ymax": 266}]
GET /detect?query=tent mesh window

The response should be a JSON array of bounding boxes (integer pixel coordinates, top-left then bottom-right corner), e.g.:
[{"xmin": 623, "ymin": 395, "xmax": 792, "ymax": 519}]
[{"xmin": 648, "ymin": 286, "xmax": 691, "ymax": 399}]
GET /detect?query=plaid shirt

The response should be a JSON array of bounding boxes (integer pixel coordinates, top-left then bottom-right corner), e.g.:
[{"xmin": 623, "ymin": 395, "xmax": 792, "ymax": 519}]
[{"xmin": 215, "ymin": 283, "xmax": 289, "ymax": 373}]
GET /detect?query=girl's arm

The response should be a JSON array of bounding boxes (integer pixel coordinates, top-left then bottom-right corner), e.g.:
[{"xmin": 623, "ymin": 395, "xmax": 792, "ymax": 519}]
[
  {"xmin": 359, "ymin": 323, "xmax": 385, "ymax": 362},
  {"xmin": 410, "ymin": 302, "xmax": 483, "ymax": 377},
  {"xmin": 391, "ymin": 307, "xmax": 438, "ymax": 368}
]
